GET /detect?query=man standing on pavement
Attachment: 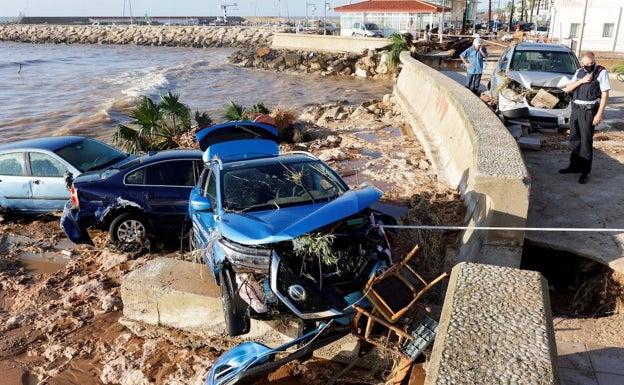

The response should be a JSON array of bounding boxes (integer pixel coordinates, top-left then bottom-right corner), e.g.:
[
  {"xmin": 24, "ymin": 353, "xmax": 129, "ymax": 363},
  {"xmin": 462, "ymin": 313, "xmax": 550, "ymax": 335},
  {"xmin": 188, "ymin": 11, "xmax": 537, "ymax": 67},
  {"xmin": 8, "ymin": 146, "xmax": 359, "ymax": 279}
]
[
  {"xmin": 460, "ymin": 37, "xmax": 488, "ymax": 95},
  {"xmin": 560, "ymin": 51, "xmax": 610, "ymax": 184}
]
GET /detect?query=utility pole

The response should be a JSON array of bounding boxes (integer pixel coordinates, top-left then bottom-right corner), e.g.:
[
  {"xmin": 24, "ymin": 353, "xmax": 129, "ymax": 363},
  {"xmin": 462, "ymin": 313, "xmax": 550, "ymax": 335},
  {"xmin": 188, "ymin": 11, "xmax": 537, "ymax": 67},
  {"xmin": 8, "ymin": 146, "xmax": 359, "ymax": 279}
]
[
  {"xmin": 576, "ymin": 0, "xmax": 589, "ymax": 56},
  {"xmin": 440, "ymin": 0, "xmax": 445, "ymax": 43},
  {"xmin": 487, "ymin": 0, "xmax": 492, "ymax": 34}
]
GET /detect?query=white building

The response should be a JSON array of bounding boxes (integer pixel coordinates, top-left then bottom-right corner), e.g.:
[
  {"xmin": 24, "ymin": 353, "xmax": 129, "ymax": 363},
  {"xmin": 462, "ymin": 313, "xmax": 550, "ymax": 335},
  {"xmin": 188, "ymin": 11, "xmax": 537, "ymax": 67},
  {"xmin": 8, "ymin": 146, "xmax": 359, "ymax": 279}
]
[
  {"xmin": 333, "ymin": 0, "xmax": 460, "ymax": 38},
  {"xmin": 549, "ymin": 0, "xmax": 624, "ymax": 52}
]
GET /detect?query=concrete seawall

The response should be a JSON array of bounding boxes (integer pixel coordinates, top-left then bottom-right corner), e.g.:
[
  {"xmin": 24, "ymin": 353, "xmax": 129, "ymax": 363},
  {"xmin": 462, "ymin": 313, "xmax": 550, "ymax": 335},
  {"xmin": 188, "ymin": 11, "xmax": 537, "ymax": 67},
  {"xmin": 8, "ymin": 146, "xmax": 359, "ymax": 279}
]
[{"xmin": 394, "ymin": 51, "xmax": 530, "ymax": 268}]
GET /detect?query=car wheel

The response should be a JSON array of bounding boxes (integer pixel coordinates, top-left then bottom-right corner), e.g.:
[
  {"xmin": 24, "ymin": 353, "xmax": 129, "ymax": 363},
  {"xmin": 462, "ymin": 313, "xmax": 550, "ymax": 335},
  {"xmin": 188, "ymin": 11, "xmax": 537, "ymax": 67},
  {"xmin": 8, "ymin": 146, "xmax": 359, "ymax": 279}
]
[
  {"xmin": 220, "ymin": 266, "xmax": 250, "ymax": 336},
  {"xmin": 185, "ymin": 226, "xmax": 204, "ymax": 264},
  {"xmin": 352, "ymin": 32, "xmax": 356, "ymax": 37},
  {"xmin": 109, "ymin": 213, "xmax": 149, "ymax": 243}
]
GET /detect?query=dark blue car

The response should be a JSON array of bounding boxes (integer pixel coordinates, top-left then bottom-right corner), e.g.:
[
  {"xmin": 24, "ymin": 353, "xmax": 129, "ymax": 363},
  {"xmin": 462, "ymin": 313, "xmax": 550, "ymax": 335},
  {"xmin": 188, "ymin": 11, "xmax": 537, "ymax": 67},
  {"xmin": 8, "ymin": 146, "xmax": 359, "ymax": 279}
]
[{"xmin": 61, "ymin": 149, "xmax": 203, "ymax": 245}]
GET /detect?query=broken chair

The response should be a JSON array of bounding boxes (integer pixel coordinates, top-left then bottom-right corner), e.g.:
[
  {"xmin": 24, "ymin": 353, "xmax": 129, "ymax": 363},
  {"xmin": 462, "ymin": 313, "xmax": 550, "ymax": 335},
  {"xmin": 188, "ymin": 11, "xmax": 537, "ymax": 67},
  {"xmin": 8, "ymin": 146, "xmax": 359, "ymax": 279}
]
[{"xmin": 352, "ymin": 245, "xmax": 448, "ymax": 359}]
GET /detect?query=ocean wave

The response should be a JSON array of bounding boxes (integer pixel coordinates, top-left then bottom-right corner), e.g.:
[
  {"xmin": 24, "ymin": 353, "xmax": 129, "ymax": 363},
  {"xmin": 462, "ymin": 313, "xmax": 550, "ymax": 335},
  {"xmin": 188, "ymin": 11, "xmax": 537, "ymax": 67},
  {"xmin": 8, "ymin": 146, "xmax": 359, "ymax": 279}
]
[{"xmin": 0, "ymin": 58, "xmax": 48, "ymax": 70}]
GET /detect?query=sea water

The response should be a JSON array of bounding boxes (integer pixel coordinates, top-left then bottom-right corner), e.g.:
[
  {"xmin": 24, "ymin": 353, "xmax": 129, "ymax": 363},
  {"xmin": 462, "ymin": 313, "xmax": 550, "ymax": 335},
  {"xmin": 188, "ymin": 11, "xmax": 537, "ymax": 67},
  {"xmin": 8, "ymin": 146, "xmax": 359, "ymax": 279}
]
[{"xmin": 0, "ymin": 41, "xmax": 393, "ymax": 143}]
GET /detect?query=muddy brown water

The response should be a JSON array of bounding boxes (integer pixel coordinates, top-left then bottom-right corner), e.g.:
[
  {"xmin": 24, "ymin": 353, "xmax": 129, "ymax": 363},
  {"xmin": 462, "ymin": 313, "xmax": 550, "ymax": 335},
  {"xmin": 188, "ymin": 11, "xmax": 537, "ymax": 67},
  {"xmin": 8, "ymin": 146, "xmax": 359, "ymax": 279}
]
[{"xmin": 5, "ymin": 234, "xmax": 75, "ymax": 275}]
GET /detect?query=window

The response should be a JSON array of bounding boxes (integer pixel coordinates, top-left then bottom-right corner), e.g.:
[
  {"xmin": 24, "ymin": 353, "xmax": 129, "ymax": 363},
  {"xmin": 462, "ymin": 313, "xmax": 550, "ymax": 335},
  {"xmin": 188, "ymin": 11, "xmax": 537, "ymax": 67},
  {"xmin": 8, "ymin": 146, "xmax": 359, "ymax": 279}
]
[
  {"xmin": 141, "ymin": 160, "xmax": 197, "ymax": 186},
  {"xmin": 0, "ymin": 153, "xmax": 25, "ymax": 176},
  {"xmin": 29, "ymin": 153, "xmax": 64, "ymax": 177},
  {"xmin": 203, "ymin": 169, "xmax": 217, "ymax": 207},
  {"xmin": 602, "ymin": 23, "xmax": 614, "ymax": 38},
  {"xmin": 569, "ymin": 23, "xmax": 579, "ymax": 38}
]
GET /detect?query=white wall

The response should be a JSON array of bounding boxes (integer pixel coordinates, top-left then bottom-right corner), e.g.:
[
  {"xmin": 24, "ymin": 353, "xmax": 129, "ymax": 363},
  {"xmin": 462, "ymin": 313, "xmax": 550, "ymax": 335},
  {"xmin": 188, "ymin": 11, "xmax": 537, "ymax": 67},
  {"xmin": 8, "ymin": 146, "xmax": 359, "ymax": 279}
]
[{"xmin": 550, "ymin": 1, "xmax": 624, "ymax": 52}]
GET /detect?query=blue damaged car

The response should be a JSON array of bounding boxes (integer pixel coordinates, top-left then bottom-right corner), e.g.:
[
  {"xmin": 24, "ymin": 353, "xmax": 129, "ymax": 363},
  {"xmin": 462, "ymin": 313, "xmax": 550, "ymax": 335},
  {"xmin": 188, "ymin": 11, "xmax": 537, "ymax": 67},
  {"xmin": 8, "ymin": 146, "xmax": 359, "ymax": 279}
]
[{"xmin": 188, "ymin": 121, "xmax": 396, "ymax": 336}]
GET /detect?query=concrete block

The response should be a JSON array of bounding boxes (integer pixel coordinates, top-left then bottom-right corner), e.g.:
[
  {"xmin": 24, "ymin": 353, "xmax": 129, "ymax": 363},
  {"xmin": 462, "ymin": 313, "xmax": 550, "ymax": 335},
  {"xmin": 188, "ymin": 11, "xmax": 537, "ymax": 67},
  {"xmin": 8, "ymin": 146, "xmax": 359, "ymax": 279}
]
[
  {"xmin": 121, "ymin": 257, "xmax": 222, "ymax": 329},
  {"xmin": 518, "ymin": 136, "xmax": 541, "ymax": 150},
  {"xmin": 121, "ymin": 258, "xmax": 293, "ymax": 342}
]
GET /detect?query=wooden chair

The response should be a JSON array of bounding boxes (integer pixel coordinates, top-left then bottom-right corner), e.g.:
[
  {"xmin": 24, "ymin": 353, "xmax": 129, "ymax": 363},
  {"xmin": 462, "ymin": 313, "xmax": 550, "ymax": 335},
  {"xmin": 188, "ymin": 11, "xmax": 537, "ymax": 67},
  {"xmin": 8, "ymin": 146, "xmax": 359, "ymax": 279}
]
[
  {"xmin": 350, "ymin": 244, "xmax": 448, "ymax": 359},
  {"xmin": 363, "ymin": 245, "xmax": 448, "ymax": 324}
]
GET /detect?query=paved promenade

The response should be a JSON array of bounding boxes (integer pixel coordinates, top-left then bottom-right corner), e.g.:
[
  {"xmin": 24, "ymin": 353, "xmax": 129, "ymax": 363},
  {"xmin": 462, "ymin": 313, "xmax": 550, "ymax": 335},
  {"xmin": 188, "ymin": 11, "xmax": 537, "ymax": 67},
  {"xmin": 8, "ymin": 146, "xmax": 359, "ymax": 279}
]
[{"xmin": 445, "ymin": 68, "xmax": 624, "ymax": 385}]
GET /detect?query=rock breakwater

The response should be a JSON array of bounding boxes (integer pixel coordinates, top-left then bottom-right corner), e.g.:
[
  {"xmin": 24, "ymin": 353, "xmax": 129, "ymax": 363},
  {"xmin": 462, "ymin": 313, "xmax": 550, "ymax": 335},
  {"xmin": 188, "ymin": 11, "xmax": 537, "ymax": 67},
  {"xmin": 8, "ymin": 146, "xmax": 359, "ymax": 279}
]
[
  {"xmin": 229, "ymin": 47, "xmax": 393, "ymax": 78},
  {"xmin": 0, "ymin": 24, "xmax": 272, "ymax": 48},
  {"xmin": 0, "ymin": 24, "xmax": 394, "ymax": 78}
]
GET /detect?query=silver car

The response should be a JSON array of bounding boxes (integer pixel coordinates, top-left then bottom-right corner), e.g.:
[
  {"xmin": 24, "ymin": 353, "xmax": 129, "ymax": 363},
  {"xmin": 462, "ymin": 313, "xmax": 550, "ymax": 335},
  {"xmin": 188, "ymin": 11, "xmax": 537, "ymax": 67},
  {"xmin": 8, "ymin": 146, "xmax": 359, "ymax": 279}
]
[
  {"xmin": 488, "ymin": 42, "xmax": 580, "ymax": 129},
  {"xmin": 0, "ymin": 136, "xmax": 133, "ymax": 214}
]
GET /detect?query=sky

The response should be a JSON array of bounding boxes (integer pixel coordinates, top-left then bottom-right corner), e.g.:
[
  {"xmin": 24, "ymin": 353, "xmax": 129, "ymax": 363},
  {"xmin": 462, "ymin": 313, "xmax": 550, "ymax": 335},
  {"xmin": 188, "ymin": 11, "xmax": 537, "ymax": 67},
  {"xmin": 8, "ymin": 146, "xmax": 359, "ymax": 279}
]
[{"xmin": 0, "ymin": 0, "xmax": 339, "ymax": 18}]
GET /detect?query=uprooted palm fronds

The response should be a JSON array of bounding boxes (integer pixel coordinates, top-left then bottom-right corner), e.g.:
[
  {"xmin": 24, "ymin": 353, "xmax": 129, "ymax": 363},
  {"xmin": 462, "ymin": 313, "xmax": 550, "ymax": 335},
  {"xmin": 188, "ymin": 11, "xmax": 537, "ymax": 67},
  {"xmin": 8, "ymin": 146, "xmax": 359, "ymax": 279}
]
[
  {"xmin": 571, "ymin": 269, "xmax": 624, "ymax": 317},
  {"xmin": 392, "ymin": 188, "xmax": 465, "ymax": 297}
]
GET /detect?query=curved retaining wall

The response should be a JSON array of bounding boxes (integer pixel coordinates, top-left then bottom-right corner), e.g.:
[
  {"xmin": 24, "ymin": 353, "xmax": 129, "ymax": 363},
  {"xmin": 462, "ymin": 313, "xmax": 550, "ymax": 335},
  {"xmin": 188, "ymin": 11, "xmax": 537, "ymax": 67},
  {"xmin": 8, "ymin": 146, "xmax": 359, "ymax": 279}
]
[{"xmin": 394, "ymin": 51, "xmax": 530, "ymax": 268}]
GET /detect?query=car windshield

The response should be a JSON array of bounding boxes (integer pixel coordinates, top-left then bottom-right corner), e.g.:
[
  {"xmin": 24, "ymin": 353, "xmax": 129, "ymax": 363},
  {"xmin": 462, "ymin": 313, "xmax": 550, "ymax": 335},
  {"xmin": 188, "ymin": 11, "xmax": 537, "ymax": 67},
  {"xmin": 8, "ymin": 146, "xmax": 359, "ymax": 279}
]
[
  {"xmin": 365, "ymin": 23, "xmax": 379, "ymax": 30},
  {"xmin": 221, "ymin": 159, "xmax": 348, "ymax": 212},
  {"xmin": 55, "ymin": 138, "xmax": 129, "ymax": 172},
  {"xmin": 510, "ymin": 50, "xmax": 578, "ymax": 74}
]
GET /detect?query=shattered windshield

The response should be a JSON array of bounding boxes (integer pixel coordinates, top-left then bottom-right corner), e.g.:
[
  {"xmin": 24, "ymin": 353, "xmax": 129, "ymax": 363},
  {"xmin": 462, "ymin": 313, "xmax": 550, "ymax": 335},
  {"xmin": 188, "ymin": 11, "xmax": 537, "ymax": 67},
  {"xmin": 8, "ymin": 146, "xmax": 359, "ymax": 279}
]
[
  {"xmin": 510, "ymin": 50, "xmax": 579, "ymax": 74},
  {"xmin": 221, "ymin": 159, "xmax": 348, "ymax": 212}
]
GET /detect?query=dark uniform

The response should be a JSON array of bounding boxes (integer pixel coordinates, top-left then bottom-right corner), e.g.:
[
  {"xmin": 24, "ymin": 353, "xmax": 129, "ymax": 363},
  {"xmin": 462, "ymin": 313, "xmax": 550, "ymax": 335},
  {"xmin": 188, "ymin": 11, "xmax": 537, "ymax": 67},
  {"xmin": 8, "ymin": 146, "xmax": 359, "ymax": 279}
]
[{"xmin": 560, "ymin": 64, "xmax": 609, "ymax": 183}]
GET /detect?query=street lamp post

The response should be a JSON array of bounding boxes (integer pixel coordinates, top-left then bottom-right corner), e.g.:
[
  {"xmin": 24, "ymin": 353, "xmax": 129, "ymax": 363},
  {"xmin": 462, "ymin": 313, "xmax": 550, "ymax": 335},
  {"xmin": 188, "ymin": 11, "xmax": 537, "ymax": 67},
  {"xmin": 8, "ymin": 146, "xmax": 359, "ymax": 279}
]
[
  {"xmin": 324, "ymin": 2, "xmax": 331, "ymax": 35},
  {"xmin": 440, "ymin": 0, "xmax": 445, "ymax": 43},
  {"xmin": 305, "ymin": 2, "xmax": 316, "ymax": 29}
]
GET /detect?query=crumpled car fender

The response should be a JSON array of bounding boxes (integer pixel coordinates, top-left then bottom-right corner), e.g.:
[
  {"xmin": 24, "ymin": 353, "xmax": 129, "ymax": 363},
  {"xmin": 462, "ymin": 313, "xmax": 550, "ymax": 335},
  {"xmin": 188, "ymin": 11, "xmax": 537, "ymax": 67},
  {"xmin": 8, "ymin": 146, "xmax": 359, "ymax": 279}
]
[{"xmin": 95, "ymin": 197, "xmax": 144, "ymax": 224}]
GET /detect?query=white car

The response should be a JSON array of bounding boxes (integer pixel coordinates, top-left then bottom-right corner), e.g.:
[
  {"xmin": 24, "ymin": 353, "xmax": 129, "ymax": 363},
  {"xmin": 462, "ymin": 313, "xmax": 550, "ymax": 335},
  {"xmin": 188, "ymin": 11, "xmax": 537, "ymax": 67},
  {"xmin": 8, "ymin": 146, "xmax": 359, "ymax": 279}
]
[
  {"xmin": 351, "ymin": 22, "xmax": 383, "ymax": 37},
  {"xmin": 488, "ymin": 42, "xmax": 580, "ymax": 129}
]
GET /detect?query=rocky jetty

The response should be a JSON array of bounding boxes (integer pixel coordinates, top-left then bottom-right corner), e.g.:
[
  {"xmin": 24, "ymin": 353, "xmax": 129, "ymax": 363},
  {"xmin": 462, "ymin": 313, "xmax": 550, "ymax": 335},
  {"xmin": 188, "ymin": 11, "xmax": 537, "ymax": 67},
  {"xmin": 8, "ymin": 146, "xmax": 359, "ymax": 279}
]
[
  {"xmin": 0, "ymin": 24, "xmax": 272, "ymax": 48},
  {"xmin": 0, "ymin": 24, "xmax": 394, "ymax": 78},
  {"xmin": 229, "ymin": 46, "xmax": 393, "ymax": 78}
]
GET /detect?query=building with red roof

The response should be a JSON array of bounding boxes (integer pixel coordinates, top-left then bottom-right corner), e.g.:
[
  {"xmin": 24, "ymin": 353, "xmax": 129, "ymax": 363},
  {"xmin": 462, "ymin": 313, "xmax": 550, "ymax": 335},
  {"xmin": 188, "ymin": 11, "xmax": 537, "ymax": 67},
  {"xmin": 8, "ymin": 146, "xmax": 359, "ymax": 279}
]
[{"xmin": 333, "ymin": 0, "xmax": 458, "ymax": 38}]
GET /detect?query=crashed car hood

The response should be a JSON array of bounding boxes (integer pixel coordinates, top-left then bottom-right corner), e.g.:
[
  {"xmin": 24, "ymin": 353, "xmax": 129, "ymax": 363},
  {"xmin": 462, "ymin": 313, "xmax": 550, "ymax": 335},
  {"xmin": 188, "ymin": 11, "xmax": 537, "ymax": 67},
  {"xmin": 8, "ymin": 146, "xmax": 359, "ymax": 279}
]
[
  {"xmin": 508, "ymin": 71, "xmax": 573, "ymax": 88},
  {"xmin": 217, "ymin": 185, "xmax": 382, "ymax": 245}
]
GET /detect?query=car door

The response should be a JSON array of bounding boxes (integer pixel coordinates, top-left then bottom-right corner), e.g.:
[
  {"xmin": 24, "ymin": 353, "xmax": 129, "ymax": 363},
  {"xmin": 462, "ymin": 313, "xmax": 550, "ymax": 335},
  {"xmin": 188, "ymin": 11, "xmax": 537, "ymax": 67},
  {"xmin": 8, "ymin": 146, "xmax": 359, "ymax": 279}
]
[
  {"xmin": 124, "ymin": 159, "xmax": 201, "ymax": 230},
  {"xmin": 190, "ymin": 166, "xmax": 220, "ymax": 269},
  {"xmin": 491, "ymin": 47, "xmax": 513, "ymax": 91},
  {"xmin": 0, "ymin": 152, "xmax": 30, "ymax": 211},
  {"xmin": 27, "ymin": 152, "xmax": 71, "ymax": 212}
]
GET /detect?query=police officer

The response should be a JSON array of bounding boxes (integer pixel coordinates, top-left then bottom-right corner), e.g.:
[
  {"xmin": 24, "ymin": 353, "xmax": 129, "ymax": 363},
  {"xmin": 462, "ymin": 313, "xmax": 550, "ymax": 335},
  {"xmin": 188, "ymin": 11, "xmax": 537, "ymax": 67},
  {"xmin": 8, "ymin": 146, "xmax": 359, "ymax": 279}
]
[{"xmin": 560, "ymin": 51, "xmax": 611, "ymax": 184}]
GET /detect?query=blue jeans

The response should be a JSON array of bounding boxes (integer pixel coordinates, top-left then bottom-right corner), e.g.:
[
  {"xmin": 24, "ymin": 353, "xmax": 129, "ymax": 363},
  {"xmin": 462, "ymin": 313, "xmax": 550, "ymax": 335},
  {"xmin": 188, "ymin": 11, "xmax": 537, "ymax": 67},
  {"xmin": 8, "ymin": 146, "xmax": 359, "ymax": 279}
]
[{"xmin": 466, "ymin": 73, "xmax": 482, "ymax": 95}]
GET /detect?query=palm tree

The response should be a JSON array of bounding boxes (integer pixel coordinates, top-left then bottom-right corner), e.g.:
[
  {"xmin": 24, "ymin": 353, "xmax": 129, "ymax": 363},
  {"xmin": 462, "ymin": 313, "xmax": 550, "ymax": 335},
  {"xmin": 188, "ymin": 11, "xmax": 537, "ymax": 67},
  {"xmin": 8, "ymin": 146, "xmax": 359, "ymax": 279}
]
[
  {"xmin": 221, "ymin": 99, "xmax": 270, "ymax": 121},
  {"xmin": 114, "ymin": 91, "xmax": 212, "ymax": 153},
  {"xmin": 384, "ymin": 33, "xmax": 412, "ymax": 69}
]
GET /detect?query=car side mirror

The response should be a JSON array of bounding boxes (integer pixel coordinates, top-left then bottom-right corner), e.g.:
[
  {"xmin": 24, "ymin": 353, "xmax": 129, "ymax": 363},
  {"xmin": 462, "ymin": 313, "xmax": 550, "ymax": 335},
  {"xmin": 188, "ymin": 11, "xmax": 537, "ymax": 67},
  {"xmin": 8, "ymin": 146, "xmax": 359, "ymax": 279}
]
[{"xmin": 190, "ymin": 196, "xmax": 213, "ymax": 212}]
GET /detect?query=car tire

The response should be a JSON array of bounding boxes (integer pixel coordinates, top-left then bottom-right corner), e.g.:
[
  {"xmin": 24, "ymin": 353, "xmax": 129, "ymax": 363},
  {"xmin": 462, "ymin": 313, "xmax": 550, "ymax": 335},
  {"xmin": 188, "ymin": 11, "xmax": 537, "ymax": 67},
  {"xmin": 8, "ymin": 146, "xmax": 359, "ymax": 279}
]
[
  {"xmin": 109, "ymin": 212, "xmax": 149, "ymax": 243},
  {"xmin": 185, "ymin": 226, "xmax": 204, "ymax": 264},
  {"xmin": 220, "ymin": 266, "xmax": 250, "ymax": 337}
]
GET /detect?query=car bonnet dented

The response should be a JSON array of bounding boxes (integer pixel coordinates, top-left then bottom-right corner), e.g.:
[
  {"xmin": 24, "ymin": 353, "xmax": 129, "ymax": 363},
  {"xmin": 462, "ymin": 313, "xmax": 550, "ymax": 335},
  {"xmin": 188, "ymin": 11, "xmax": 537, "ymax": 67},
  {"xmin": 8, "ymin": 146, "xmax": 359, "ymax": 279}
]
[
  {"xmin": 214, "ymin": 185, "xmax": 383, "ymax": 245},
  {"xmin": 196, "ymin": 121, "xmax": 279, "ymax": 162},
  {"xmin": 507, "ymin": 70, "xmax": 574, "ymax": 89}
]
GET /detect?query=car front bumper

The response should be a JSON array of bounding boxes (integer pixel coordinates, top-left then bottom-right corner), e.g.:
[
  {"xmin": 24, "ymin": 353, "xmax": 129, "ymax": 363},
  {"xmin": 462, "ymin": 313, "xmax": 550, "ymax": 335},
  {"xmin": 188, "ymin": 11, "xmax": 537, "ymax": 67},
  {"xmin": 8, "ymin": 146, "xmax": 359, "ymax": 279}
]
[
  {"xmin": 497, "ymin": 92, "xmax": 570, "ymax": 128},
  {"xmin": 60, "ymin": 202, "xmax": 94, "ymax": 246}
]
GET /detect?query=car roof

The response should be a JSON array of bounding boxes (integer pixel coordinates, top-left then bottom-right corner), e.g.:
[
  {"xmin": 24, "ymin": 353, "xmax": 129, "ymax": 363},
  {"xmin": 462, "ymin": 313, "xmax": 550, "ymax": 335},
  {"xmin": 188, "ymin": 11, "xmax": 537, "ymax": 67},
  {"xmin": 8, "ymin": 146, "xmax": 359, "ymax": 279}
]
[
  {"xmin": 0, "ymin": 135, "xmax": 92, "ymax": 152},
  {"xmin": 220, "ymin": 151, "xmax": 318, "ymax": 170},
  {"xmin": 512, "ymin": 42, "xmax": 573, "ymax": 53},
  {"xmin": 137, "ymin": 149, "xmax": 203, "ymax": 162}
]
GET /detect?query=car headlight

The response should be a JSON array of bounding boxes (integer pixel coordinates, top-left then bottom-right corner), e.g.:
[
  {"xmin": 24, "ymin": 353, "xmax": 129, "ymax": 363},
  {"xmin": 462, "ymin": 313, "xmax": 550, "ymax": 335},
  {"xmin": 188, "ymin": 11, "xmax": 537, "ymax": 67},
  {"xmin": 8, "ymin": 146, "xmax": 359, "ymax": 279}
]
[{"xmin": 219, "ymin": 238, "xmax": 272, "ymax": 273}]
